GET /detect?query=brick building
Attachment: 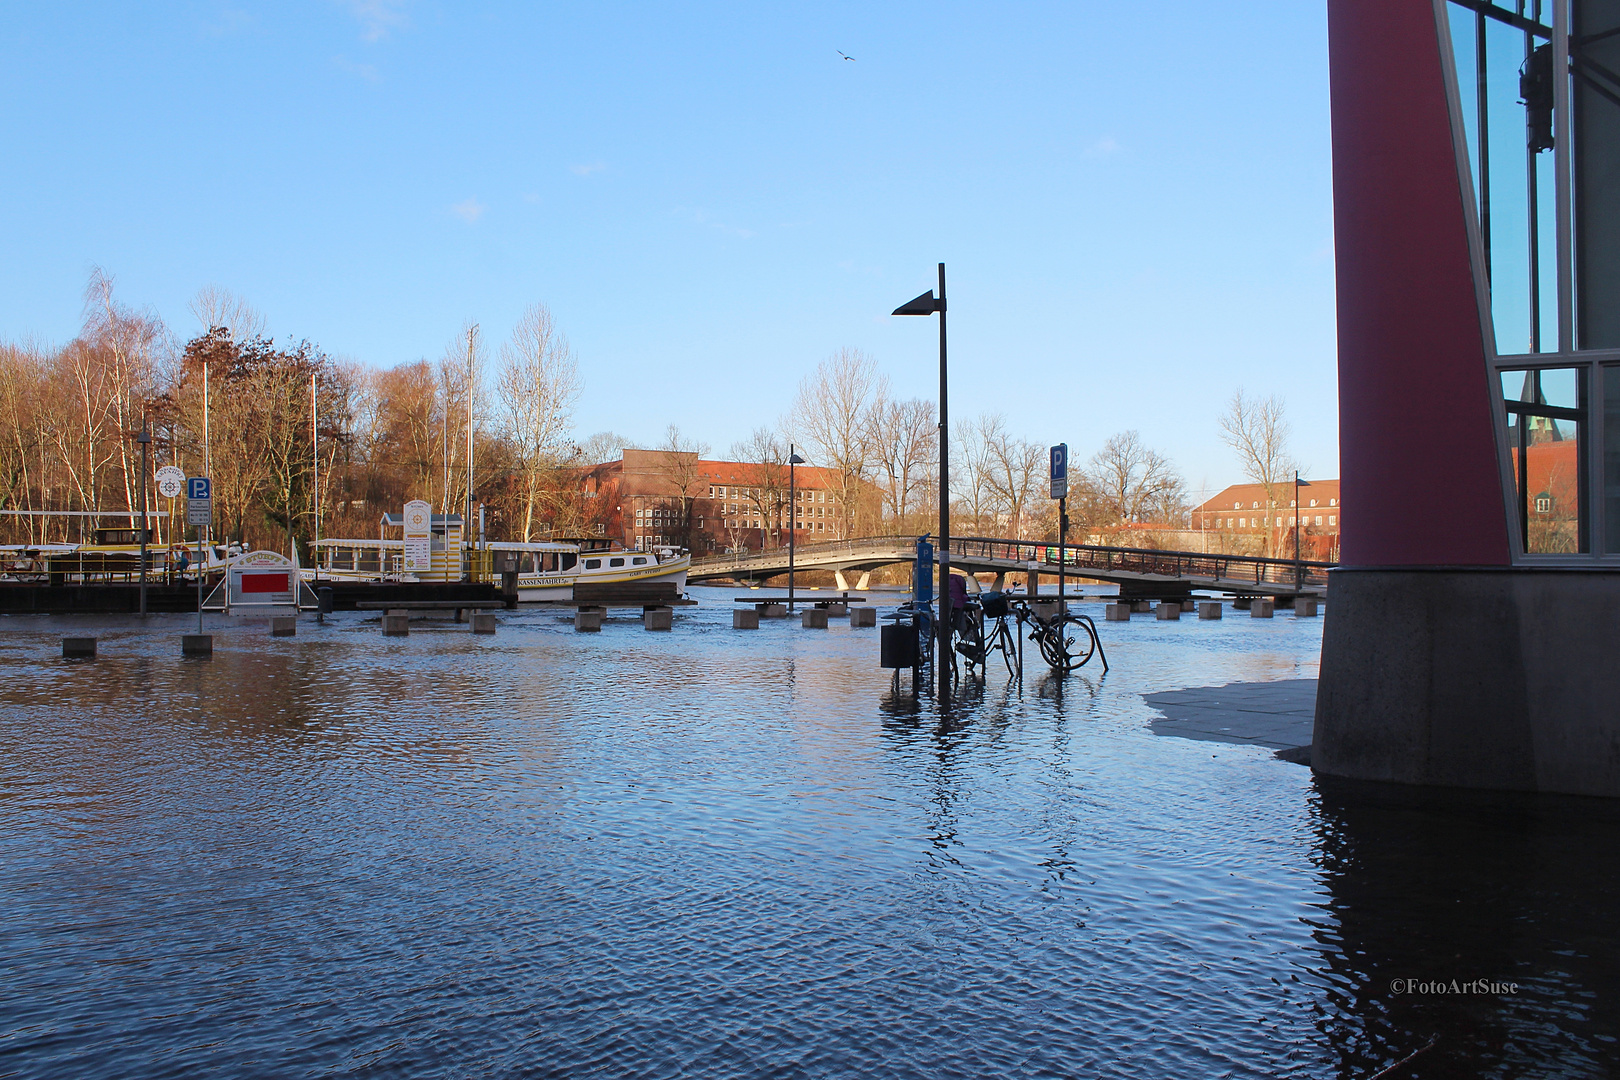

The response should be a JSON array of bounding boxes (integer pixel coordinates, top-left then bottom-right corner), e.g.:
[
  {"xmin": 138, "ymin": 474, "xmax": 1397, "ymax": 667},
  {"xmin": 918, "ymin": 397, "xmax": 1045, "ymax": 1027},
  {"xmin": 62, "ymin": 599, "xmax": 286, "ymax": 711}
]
[
  {"xmin": 1191, "ymin": 479, "xmax": 1342, "ymax": 559},
  {"xmin": 583, "ymin": 448, "xmax": 866, "ymax": 554}
]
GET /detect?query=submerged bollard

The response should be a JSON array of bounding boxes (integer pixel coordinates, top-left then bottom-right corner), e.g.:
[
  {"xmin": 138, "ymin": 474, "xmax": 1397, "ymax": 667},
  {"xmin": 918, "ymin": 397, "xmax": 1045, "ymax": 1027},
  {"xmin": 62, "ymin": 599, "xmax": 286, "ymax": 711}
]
[
  {"xmin": 801, "ymin": 608, "xmax": 828, "ymax": 628},
  {"xmin": 383, "ymin": 614, "xmax": 410, "ymax": 636},
  {"xmin": 470, "ymin": 612, "xmax": 497, "ymax": 634},
  {"xmin": 1198, "ymin": 601, "xmax": 1223, "ymax": 620},
  {"xmin": 1251, "ymin": 598, "xmax": 1275, "ymax": 618},
  {"xmin": 759, "ymin": 603, "xmax": 787, "ymax": 619},
  {"xmin": 1105, "ymin": 603, "xmax": 1130, "ymax": 622},
  {"xmin": 1156, "ymin": 602, "xmax": 1180, "ymax": 621},
  {"xmin": 62, "ymin": 636, "xmax": 96, "ymax": 658},
  {"xmin": 733, "ymin": 608, "xmax": 760, "ymax": 629},
  {"xmin": 1295, "ymin": 597, "xmax": 1319, "ymax": 617},
  {"xmin": 182, "ymin": 634, "xmax": 213, "ymax": 655},
  {"xmin": 643, "ymin": 607, "xmax": 673, "ymax": 631},
  {"xmin": 270, "ymin": 616, "xmax": 296, "ymax": 637},
  {"xmin": 849, "ymin": 607, "xmax": 877, "ymax": 628},
  {"xmin": 575, "ymin": 607, "xmax": 604, "ymax": 632},
  {"xmin": 1180, "ymin": 599, "xmax": 1196, "ymax": 612}
]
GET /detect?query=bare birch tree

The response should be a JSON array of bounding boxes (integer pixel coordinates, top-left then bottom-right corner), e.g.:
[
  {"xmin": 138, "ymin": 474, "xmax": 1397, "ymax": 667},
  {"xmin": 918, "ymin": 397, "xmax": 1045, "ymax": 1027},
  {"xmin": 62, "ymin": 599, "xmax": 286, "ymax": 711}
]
[
  {"xmin": 1218, "ymin": 389, "xmax": 1296, "ymax": 556},
  {"xmin": 730, "ymin": 425, "xmax": 791, "ymax": 548},
  {"xmin": 496, "ymin": 303, "xmax": 581, "ymax": 540},
  {"xmin": 658, "ymin": 424, "xmax": 710, "ymax": 549}
]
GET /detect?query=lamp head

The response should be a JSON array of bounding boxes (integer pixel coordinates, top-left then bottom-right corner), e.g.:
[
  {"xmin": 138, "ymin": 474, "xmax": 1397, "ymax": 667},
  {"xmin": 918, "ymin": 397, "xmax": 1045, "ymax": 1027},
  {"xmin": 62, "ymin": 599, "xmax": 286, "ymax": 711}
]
[
  {"xmin": 790, "ymin": 453, "xmax": 805, "ymax": 465},
  {"xmin": 892, "ymin": 290, "xmax": 942, "ymax": 316}
]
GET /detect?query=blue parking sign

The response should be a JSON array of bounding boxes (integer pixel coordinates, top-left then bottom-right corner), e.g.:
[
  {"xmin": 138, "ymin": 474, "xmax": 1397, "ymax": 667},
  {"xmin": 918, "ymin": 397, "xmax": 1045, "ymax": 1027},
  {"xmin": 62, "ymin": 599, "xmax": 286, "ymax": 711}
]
[
  {"xmin": 1049, "ymin": 444, "xmax": 1067, "ymax": 499},
  {"xmin": 188, "ymin": 477, "xmax": 211, "ymax": 500}
]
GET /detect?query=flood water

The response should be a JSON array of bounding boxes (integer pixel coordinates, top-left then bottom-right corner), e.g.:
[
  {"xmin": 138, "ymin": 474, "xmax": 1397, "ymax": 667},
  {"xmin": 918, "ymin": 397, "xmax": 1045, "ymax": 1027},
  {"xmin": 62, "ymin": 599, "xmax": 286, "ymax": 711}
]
[{"xmin": 2, "ymin": 588, "xmax": 1617, "ymax": 1078}]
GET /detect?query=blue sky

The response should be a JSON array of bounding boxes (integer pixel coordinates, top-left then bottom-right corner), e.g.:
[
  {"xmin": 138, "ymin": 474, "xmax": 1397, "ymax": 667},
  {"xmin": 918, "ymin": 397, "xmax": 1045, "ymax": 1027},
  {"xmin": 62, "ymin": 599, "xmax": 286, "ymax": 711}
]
[{"xmin": 1, "ymin": 2, "xmax": 1336, "ymax": 496}]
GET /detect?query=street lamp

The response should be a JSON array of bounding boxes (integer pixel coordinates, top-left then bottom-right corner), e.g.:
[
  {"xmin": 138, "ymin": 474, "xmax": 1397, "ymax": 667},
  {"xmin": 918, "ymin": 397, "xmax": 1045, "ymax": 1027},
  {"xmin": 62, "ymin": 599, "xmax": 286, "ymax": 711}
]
[
  {"xmin": 788, "ymin": 446, "xmax": 805, "ymax": 612},
  {"xmin": 893, "ymin": 263, "xmax": 950, "ymax": 700},
  {"xmin": 1293, "ymin": 471, "xmax": 1311, "ymax": 593}
]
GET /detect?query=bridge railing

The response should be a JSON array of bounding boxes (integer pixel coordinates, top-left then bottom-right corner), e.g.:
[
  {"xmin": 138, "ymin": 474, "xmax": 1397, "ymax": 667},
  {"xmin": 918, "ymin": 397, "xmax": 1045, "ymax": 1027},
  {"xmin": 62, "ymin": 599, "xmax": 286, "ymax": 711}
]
[
  {"xmin": 947, "ymin": 536, "xmax": 1333, "ymax": 590},
  {"xmin": 691, "ymin": 534, "xmax": 1334, "ymax": 590}
]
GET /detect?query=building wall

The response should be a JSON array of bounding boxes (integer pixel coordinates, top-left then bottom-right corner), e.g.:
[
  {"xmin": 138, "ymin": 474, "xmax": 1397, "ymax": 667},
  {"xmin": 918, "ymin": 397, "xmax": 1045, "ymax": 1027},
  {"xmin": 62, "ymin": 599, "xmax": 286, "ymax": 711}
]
[
  {"xmin": 1191, "ymin": 480, "xmax": 1342, "ymax": 558},
  {"xmin": 593, "ymin": 449, "xmax": 864, "ymax": 552}
]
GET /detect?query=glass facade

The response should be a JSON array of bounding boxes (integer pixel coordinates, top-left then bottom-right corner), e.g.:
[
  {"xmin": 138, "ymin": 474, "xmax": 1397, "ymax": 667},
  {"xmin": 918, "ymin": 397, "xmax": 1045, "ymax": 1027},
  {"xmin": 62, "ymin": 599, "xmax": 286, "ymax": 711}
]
[{"xmin": 1446, "ymin": 1, "xmax": 1620, "ymax": 560}]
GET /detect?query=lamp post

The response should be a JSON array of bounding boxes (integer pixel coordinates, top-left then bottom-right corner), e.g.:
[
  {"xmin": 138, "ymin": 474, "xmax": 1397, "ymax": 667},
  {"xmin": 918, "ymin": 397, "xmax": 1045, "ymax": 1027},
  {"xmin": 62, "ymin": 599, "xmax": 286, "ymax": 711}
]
[
  {"xmin": 137, "ymin": 419, "xmax": 150, "ymax": 617},
  {"xmin": 1293, "ymin": 472, "xmax": 1311, "ymax": 594},
  {"xmin": 893, "ymin": 264, "xmax": 950, "ymax": 700},
  {"xmin": 788, "ymin": 446, "xmax": 805, "ymax": 612}
]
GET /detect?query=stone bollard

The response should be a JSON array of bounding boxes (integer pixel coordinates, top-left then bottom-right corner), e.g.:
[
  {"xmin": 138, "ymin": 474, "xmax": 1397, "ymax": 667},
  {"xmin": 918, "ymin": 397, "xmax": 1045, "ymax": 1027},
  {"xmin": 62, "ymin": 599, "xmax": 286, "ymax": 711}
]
[
  {"xmin": 270, "ymin": 616, "xmax": 296, "ymax": 637},
  {"xmin": 470, "ymin": 612, "xmax": 497, "ymax": 634},
  {"xmin": 1198, "ymin": 601, "xmax": 1223, "ymax": 620},
  {"xmin": 1234, "ymin": 596, "xmax": 1253, "ymax": 610},
  {"xmin": 1180, "ymin": 599, "xmax": 1196, "ymax": 612},
  {"xmin": 383, "ymin": 614, "xmax": 410, "ymax": 636},
  {"xmin": 61, "ymin": 636, "xmax": 96, "ymax": 658},
  {"xmin": 733, "ymin": 608, "xmax": 760, "ymax": 629},
  {"xmin": 1133, "ymin": 600, "xmax": 1155, "ymax": 613},
  {"xmin": 849, "ymin": 607, "xmax": 877, "ymax": 628},
  {"xmin": 1157, "ymin": 602, "xmax": 1181, "ymax": 621},
  {"xmin": 801, "ymin": 608, "xmax": 829, "ymax": 628},
  {"xmin": 575, "ymin": 607, "xmax": 604, "ymax": 632},
  {"xmin": 1033, "ymin": 600, "xmax": 1062, "ymax": 621},
  {"xmin": 182, "ymin": 634, "xmax": 213, "ymax": 655},
  {"xmin": 643, "ymin": 606, "xmax": 673, "ymax": 631},
  {"xmin": 1251, "ymin": 598, "xmax": 1275, "ymax": 618},
  {"xmin": 760, "ymin": 603, "xmax": 787, "ymax": 619},
  {"xmin": 826, "ymin": 602, "xmax": 848, "ymax": 617},
  {"xmin": 1105, "ymin": 603, "xmax": 1130, "ymax": 622},
  {"xmin": 1295, "ymin": 597, "xmax": 1319, "ymax": 617}
]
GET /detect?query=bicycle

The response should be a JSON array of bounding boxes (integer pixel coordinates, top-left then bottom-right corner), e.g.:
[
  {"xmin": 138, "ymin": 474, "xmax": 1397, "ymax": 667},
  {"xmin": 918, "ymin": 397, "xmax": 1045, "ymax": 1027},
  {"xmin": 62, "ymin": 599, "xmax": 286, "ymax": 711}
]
[{"xmin": 1008, "ymin": 597, "xmax": 1108, "ymax": 675}]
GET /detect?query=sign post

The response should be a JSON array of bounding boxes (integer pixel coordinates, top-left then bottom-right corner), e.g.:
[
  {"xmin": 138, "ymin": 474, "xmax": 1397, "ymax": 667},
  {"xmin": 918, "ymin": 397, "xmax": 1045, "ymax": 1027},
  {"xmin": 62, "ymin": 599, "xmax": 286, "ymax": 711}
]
[
  {"xmin": 157, "ymin": 467, "xmax": 184, "ymax": 586},
  {"xmin": 187, "ymin": 477, "xmax": 212, "ymax": 633},
  {"xmin": 402, "ymin": 499, "xmax": 432, "ymax": 577},
  {"xmin": 1050, "ymin": 444, "xmax": 1068, "ymax": 608}
]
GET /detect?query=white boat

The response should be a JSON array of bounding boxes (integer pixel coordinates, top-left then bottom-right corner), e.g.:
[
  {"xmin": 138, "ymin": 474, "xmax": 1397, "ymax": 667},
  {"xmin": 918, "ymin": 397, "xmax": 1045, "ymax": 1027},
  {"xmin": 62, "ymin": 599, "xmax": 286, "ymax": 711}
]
[
  {"xmin": 310, "ymin": 536, "xmax": 690, "ymax": 600},
  {"xmin": 487, "ymin": 541, "xmax": 690, "ymax": 601}
]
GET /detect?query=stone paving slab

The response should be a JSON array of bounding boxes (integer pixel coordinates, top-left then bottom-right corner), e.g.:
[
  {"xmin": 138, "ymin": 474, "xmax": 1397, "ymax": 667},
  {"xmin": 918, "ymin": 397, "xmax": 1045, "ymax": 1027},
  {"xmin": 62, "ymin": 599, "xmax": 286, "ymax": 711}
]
[{"xmin": 1143, "ymin": 679, "xmax": 1317, "ymax": 761}]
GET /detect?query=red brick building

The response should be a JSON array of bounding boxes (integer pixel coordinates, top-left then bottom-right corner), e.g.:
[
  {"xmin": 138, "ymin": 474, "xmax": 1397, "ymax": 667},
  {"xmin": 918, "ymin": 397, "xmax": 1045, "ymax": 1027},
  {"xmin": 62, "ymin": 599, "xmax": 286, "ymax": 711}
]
[
  {"xmin": 583, "ymin": 449, "xmax": 865, "ymax": 554},
  {"xmin": 1191, "ymin": 479, "xmax": 1342, "ymax": 560}
]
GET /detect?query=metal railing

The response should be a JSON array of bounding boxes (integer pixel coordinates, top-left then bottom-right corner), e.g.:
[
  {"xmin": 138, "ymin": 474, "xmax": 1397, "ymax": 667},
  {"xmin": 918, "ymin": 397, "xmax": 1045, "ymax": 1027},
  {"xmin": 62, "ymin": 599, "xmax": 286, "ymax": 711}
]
[{"xmin": 691, "ymin": 534, "xmax": 1334, "ymax": 590}]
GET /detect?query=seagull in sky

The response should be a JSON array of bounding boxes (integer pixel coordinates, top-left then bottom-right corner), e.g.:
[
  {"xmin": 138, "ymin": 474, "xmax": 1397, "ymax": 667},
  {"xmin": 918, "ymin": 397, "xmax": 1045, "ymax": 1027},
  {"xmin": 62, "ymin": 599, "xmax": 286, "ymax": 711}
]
[{"xmin": 838, "ymin": 51, "xmax": 855, "ymax": 61}]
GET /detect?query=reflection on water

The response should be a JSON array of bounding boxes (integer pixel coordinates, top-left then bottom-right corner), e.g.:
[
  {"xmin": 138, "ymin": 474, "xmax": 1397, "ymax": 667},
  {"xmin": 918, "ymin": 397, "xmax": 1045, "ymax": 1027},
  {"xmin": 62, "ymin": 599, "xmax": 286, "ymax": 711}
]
[{"xmin": 0, "ymin": 592, "xmax": 1615, "ymax": 1078}]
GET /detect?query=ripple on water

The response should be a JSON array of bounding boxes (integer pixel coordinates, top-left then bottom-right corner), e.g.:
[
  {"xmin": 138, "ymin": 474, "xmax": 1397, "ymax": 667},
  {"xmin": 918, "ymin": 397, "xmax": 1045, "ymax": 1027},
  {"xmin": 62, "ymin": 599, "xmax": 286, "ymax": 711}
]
[{"xmin": 1, "ymin": 595, "xmax": 1616, "ymax": 1078}]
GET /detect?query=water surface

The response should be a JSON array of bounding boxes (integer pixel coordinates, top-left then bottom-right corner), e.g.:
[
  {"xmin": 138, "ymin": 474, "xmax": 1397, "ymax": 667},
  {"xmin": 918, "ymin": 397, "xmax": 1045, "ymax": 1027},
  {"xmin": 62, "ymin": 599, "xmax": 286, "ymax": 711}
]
[{"xmin": 2, "ymin": 589, "xmax": 1615, "ymax": 1077}]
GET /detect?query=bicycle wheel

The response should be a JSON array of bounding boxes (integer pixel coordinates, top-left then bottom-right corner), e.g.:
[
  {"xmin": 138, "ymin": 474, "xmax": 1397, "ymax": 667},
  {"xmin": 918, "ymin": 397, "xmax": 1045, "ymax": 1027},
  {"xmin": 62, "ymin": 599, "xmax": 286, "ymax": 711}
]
[{"xmin": 1037, "ymin": 613, "xmax": 1099, "ymax": 672}]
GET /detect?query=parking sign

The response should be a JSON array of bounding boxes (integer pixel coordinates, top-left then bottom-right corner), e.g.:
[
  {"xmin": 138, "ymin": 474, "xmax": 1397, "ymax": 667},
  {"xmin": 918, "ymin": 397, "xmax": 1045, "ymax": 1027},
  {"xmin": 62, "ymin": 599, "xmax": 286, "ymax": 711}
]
[
  {"xmin": 1049, "ymin": 444, "xmax": 1068, "ymax": 499},
  {"xmin": 186, "ymin": 476, "xmax": 212, "ymax": 526}
]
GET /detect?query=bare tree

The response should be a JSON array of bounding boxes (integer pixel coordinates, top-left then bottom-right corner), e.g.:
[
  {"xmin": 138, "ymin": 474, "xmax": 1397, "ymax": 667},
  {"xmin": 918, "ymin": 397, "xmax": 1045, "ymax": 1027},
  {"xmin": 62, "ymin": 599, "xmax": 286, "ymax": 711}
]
[
  {"xmin": 867, "ymin": 396, "xmax": 936, "ymax": 534},
  {"xmin": 790, "ymin": 347, "xmax": 885, "ymax": 538},
  {"xmin": 1218, "ymin": 390, "xmax": 1296, "ymax": 556},
  {"xmin": 977, "ymin": 414, "xmax": 1046, "ymax": 539},
  {"xmin": 1084, "ymin": 430, "xmax": 1186, "ymax": 527},
  {"xmin": 437, "ymin": 322, "xmax": 487, "ymax": 518},
  {"xmin": 496, "ymin": 302, "xmax": 581, "ymax": 541},
  {"xmin": 730, "ymin": 425, "xmax": 791, "ymax": 548},
  {"xmin": 951, "ymin": 416, "xmax": 995, "ymax": 535},
  {"xmin": 575, "ymin": 431, "xmax": 631, "ymax": 465},
  {"xmin": 657, "ymin": 424, "xmax": 710, "ymax": 549},
  {"xmin": 189, "ymin": 284, "xmax": 265, "ymax": 342}
]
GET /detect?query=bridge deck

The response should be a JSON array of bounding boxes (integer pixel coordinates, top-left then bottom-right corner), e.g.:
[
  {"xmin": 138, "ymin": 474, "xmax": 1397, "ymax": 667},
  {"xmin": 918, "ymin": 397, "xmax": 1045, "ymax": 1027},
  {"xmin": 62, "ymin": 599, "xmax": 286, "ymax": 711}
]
[{"xmin": 690, "ymin": 535, "xmax": 1331, "ymax": 597}]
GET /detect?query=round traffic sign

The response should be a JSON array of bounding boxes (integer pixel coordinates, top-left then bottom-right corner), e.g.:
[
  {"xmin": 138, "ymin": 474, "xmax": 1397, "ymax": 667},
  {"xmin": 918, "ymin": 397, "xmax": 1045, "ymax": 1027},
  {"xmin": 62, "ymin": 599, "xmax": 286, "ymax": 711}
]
[{"xmin": 156, "ymin": 465, "xmax": 185, "ymax": 499}]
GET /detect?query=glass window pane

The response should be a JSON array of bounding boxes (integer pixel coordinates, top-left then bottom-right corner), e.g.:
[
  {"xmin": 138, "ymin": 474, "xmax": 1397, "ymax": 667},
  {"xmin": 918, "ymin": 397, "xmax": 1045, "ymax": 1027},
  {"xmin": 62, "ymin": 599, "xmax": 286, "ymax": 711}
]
[
  {"xmin": 1607, "ymin": 365, "xmax": 1620, "ymax": 552},
  {"xmin": 1539, "ymin": 368, "xmax": 1580, "ymax": 409}
]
